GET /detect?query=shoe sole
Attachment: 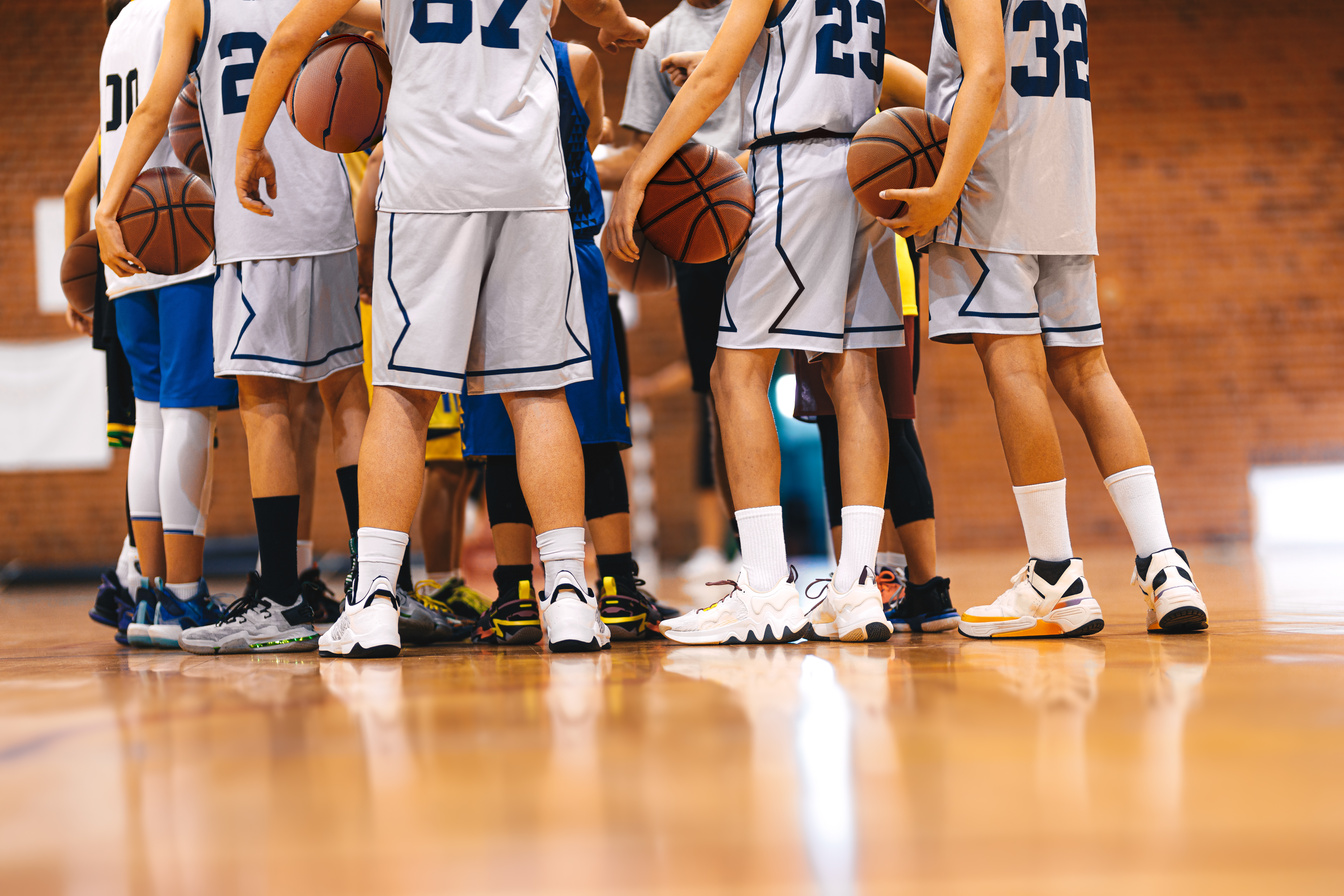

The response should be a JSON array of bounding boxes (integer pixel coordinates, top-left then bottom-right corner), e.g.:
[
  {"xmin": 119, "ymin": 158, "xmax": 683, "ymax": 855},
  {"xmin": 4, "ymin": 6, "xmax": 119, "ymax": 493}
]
[
  {"xmin": 890, "ymin": 612, "xmax": 960, "ymax": 633},
  {"xmin": 663, "ymin": 620, "xmax": 813, "ymax": 646},
  {"xmin": 959, "ymin": 617, "xmax": 1105, "ymax": 639},
  {"xmin": 548, "ymin": 636, "xmax": 611, "ymax": 653},
  {"xmin": 147, "ymin": 623, "xmax": 183, "ymax": 649},
  {"xmin": 180, "ymin": 633, "xmax": 320, "ymax": 655},
  {"xmin": 809, "ymin": 596, "xmax": 894, "ymax": 643},
  {"xmin": 126, "ymin": 623, "xmax": 154, "ymax": 648},
  {"xmin": 319, "ymin": 642, "xmax": 401, "ymax": 658},
  {"xmin": 1150, "ymin": 605, "xmax": 1209, "ymax": 633}
]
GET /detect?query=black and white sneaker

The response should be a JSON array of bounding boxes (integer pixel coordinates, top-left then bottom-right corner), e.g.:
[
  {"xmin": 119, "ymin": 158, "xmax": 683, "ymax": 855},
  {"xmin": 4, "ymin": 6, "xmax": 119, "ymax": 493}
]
[
  {"xmin": 179, "ymin": 572, "xmax": 319, "ymax": 655},
  {"xmin": 541, "ymin": 574, "xmax": 610, "ymax": 653},
  {"xmin": 1134, "ymin": 547, "xmax": 1208, "ymax": 633},
  {"xmin": 319, "ymin": 579, "xmax": 402, "ymax": 659}
]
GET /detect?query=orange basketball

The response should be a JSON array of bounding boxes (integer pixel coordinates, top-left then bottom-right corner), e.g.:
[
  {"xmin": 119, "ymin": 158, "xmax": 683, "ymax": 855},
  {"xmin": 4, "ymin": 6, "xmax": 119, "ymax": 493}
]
[
  {"xmin": 847, "ymin": 107, "xmax": 949, "ymax": 219},
  {"xmin": 637, "ymin": 143, "xmax": 754, "ymax": 264},
  {"xmin": 169, "ymin": 78, "xmax": 210, "ymax": 180},
  {"xmin": 116, "ymin": 167, "xmax": 214, "ymax": 275},
  {"xmin": 286, "ymin": 34, "xmax": 391, "ymax": 153},
  {"xmin": 60, "ymin": 230, "xmax": 101, "ymax": 316}
]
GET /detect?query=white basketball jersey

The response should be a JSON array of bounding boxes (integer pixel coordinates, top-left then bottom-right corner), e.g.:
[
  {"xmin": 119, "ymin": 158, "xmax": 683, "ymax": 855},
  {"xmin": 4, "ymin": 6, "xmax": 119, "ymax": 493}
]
[
  {"xmin": 377, "ymin": 0, "xmax": 568, "ymax": 213},
  {"xmin": 739, "ymin": 0, "xmax": 885, "ymax": 148},
  {"xmin": 99, "ymin": 0, "xmax": 214, "ymax": 298},
  {"xmin": 193, "ymin": 0, "xmax": 355, "ymax": 263},
  {"xmin": 925, "ymin": 0, "xmax": 1097, "ymax": 255}
]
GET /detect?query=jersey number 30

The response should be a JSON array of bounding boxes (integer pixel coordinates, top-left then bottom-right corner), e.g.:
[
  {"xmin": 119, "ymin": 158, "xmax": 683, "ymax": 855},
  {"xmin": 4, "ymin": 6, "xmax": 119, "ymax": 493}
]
[
  {"xmin": 1011, "ymin": 1, "xmax": 1089, "ymax": 101},
  {"xmin": 410, "ymin": 0, "xmax": 528, "ymax": 49}
]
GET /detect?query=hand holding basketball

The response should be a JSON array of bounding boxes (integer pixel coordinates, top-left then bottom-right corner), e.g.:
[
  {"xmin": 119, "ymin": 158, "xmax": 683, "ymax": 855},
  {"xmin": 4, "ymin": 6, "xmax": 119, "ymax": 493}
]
[
  {"xmin": 94, "ymin": 208, "xmax": 144, "ymax": 278},
  {"xmin": 878, "ymin": 185, "xmax": 957, "ymax": 238},
  {"xmin": 604, "ymin": 180, "xmax": 646, "ymax": 263},
  {"xmin": 236, "ymin": 143, "xmax": 278, "ymax": 217}
]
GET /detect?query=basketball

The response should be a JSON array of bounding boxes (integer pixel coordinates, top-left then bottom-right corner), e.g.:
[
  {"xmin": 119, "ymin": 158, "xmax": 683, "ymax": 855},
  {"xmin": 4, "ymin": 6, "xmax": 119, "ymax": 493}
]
[
  {"xmin": 60, "ymin": 230, "xmax": 101, "ymax": 316},
  {"xmin": 286, "ymin": 34, "xmax": 391, "ymax": 153},
  {"xmin": 603, "ymin": 228, "xmax": 675, "ymax": 295},
  {"xmin": 168, "ymin": 78, "xmax": 209, "ymax": 180},
  {"xmin": 116, "ymin": 166, "xmax": 214, "ymax": 275},
  {"xmin": 847, "ymin": 107, "xmax": 950, "ymax": 219},
  {"xmin": 637, "ymin": 142, "xmax": 754, "ymax": 264}
]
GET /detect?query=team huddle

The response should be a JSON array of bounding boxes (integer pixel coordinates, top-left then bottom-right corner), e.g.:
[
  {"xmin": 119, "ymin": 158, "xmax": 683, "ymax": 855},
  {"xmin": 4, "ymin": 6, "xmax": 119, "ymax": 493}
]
[{"xmin": 74, "ymin": 0, "xmax": 1208, "ymax": 659}]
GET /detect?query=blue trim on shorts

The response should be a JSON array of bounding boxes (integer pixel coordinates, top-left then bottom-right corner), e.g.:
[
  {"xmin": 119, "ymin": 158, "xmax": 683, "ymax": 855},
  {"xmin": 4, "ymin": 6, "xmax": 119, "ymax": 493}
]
[
  {"xmin": 229, "ymin": 264, "xmax": 363, "ymax": 368},
  {"xmin": 1042, "ymin": 323, "xmax": 1103, "ymax": 333},
  {"xmin": 957, "ymin": 248, "xmax": 1037, "ymax": 319},
  {"xmin": 163, "ymin": 528, "xmax": 197, "ymax": 536}
]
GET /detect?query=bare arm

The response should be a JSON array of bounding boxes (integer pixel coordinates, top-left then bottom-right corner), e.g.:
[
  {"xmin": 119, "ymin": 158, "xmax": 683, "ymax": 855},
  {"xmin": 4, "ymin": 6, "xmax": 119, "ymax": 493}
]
[
  {"xmin": 235, "ymin": 0, "xmax": 360, "ymax": 217},
  {"xmin": 563, "ymin": 0, "xmax": 650, "ymax": 52},
  {"xmin": 602, "ymin": 0, "xmax": 772, "ymax": 262},
  {"xmin": 912, "ymin": 0, "xmax": 936, "ymax": 12},
  {"xmin": 880, "ymin": 54, "xmax": 928, "ymax": 110},
  {"xmin": 340, "ymin": 0, "xmax": 383, "ymax": 31},
  {"xmin": 568, "ymin": 43, "xmax": 606, "ymax": 152},
  {"xmin": 94, "ymin": 0, "xmax": 203, "ymax": 276},
  {"xmin": 879, "ymin": 0, "xmax": 1004, "ymax": 237},
  {"xmin": 65, "ymin": 132, "xmax": 99, "ymax": 247}
]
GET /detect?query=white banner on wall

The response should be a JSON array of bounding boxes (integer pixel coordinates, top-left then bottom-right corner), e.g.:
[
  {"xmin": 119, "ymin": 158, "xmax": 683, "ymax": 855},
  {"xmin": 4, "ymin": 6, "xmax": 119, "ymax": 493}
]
[
  {"xmin": 0, "ymin": 339, "xmax": 111, "ymax": 471},
  {"xmin": 33, "ymin": 196, "xmax": 69, "ymax": 315}
]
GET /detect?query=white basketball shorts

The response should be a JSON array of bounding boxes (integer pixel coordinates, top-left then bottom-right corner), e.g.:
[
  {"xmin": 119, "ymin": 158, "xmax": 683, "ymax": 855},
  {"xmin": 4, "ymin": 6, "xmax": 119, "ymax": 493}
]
[
  {"xmin": 927, "ymin": 244, "xmax": 1104, "ymax": 347},
  {"xmin": 213, "ymin": 250, "xmax": 363, "ymax": 382},
  {"xmin": 720, "ymin": 138, "xmax": 904, "ymax": 355},
  {"xmin": 371, "ymin": 210, "xmax": 592, "ymax": 395}
]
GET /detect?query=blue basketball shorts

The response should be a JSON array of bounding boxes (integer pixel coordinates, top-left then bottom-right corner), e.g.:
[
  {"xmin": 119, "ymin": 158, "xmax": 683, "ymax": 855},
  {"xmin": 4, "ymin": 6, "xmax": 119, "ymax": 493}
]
[{"xmin": 114, "ymin": 277, "xmax": 238, "ymax": 409}]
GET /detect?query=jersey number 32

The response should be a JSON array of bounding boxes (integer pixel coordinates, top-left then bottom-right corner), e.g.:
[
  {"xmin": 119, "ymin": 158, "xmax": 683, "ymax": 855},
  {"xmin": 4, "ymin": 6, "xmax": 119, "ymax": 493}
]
[{"xmin": 1011, "ymin": 0, "xmax": 1090, "ymax": 101}]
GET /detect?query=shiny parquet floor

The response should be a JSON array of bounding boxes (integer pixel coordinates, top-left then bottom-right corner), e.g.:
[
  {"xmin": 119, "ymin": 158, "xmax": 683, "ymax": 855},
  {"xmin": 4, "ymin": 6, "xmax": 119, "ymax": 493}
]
[{"xmin": 2, "ymin": 546, "xmax": 1343, "ymax": 895}]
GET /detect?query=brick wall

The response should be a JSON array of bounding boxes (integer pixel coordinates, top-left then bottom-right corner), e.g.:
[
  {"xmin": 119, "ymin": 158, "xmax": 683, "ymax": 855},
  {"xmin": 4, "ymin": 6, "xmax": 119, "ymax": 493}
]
[{"xmin": 2, "ymin": 0, "xmax": 1342, "ymax": 570}]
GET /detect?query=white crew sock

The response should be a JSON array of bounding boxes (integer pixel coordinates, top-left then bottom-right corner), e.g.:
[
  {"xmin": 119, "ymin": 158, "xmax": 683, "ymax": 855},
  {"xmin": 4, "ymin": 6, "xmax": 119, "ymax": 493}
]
[
  {"xmin": 735, "ymin": 506, "xmax": 789, "ymax": 592},
  {"xmin": 1012, "ymin": 479, "xmax": 1073, "ymax": 562},
  {"xmin": 166, "ymin": 581, "xmax": 200, "ymax": 602},
  {"xmin": 835, "ymin": 505, "xmax": 884, "ymax": 592},
  {"xmin": 876, "ymin": 551, "xmax": 906, "ymax": 574},
  {"xmin": 296, "ymin": 540, "xmax": 314, "ymax": 572},
  {"xmin": 117, "ymin": 537, "xmax": 139, "ymax": 587},
  {"xmin": 355, "ymin": 527, "xmax": 409, "ymax": 602},
  {"xmin": 537, "ymin": 527, "xmax": 587, "ymax": 598},
  {"xmin": 426, "ymin": 571, "xmax": 453, "ymax": 585},
  {"xmin": 1104, "ymin": 465, "xmax": 1173, "ymax": 558}
]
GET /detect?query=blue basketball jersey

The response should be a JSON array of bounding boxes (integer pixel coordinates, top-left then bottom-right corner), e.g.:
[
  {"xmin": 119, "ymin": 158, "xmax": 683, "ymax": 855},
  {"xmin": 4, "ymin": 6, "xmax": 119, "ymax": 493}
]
[{"xmin": 553, "ymin": 41, "xmax": 604, "ymax": 238}]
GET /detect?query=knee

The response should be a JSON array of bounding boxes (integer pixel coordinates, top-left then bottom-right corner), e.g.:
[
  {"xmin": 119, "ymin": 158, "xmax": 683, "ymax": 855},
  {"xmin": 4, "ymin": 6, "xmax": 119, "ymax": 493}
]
[
  {"xmin": 710, "ymin": 351, "xmax": 771, "ymax": 402},
  {"xmin": 819, "ymin": 350, "xmax": 879, "ymax": 399},
  {"xmin": 1046, "ymin": 347, "xmax": 1110, "ymax": 403}
]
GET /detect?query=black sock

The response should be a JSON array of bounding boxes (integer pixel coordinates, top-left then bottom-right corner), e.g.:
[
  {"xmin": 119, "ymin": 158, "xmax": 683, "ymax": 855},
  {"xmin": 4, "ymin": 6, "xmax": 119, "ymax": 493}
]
[
  {"xmin": 254, "ymin": 495, "xmax": 301, "ymax": 603},
  {"xmin": 125, "ymin": 486, "xmax": 136, "ymax": 547},
  {"xmin": 335, "ymin": 464, "xmax": 359, "ymax": 537},
  {"xmin": 493, "ymin": 564, "xmax": 533, "ymax": 599},
  {"xmin": 597, "ymin": 552, "xmax": 637, "ymax": 581},
  {"xmin": 398, "ymin": 538, "xmax": 414, "ymax": 593}
]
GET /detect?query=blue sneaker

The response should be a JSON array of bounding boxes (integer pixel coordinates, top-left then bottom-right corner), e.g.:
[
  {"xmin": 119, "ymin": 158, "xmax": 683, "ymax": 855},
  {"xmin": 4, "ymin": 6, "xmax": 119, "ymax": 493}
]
[
  {"xmin": 114, "ymin": 584, "xmax": 137, "ymax": 646},
  {"xmin": 90, "ymin": 570, "xmax": 128, "ymax": 628},
  {"xmin": 886, "ymin": 576, "xmax": 960, "ymax": 633},
  {"xmin": 126, "ymin": 581, "xmax": 158, "ymax": 648},
  {"xmin": 149, "ymin": 579, "xmax": 225, "ymax": 649}
]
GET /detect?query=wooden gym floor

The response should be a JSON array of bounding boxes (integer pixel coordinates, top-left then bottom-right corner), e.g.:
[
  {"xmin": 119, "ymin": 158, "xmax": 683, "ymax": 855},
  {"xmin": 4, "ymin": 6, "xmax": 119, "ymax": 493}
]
[{"xmin": 1, "ymin": 545, "xmax": 1342, "ymax": 895}]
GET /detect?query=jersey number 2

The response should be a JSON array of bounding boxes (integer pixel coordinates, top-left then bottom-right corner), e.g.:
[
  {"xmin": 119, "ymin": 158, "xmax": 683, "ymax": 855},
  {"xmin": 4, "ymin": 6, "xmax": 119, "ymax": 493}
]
[
  {"xmin": 219, "ymin": 31, "xmax": 268, "ymax": 115},
  {"xmin": 410, "ymin": 0, "xmax": 528, "ymax": 49},
  {"xmin": 814, "ymin": 0, "xmax": 884, "ymax": 83},
  {"xmin": 1010, "ymin": 1, "xmax": 1090, "ymax": 101}
]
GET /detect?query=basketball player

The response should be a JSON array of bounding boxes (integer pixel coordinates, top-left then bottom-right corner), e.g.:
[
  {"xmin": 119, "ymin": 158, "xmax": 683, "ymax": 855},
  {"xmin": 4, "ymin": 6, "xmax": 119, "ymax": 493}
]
[
  {"xmin": 879, "ymin": 0, "xmax": 1208, "ymax": 636},
  {"xmin": 606, "ymin": 0, "xmax": 902, "ymax": 644},
  {"xmin": 463, "ymin": 37, "xmax": 660, "ymax": 645},
  {"xmin": 235, "ymin": 0, "xmax": 648, "ymax": 657},
  {"xmin": 92, "ymin": 0, "xmax": 239, "ymax": 649},
  {"xmin": 97, "ymin": 0, "xmax": 371, "ymax": 655},
  {"xmin": 605, "ymin": 0, "xmax": 741, "ymax": 577}
]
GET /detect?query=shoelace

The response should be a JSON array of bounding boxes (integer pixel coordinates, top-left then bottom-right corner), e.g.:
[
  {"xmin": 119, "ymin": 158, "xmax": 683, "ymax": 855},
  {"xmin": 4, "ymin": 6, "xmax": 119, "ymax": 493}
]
[
  {"xmin": 219, "ymin": 591, "xmax": 266, "ymax": 624},
  {"xmin": 803, "ymin": 577, "xmax": 832, "ymax": 602},
  {"xmin": 412, "ymin": 579, "xmax": 452, "ymax": 613}
]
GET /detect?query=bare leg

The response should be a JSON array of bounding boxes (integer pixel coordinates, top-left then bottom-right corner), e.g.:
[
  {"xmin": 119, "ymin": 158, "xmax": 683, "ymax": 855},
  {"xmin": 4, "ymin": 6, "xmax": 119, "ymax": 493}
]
[
  {"xmin": 358, "ymin": 385, "xmax": 439, "ymax": 532},
  {"xmin": 421, "ymin": 460, "xmax": 472, "ymax": 575},
  {"xmin": 1045, "ymin": 345, "xmax": 1151, "ymax": 477},
  {"xmin": 132, "ymin": 521, "xmax": 165, "ymax": 581},
  {"xmin": 491, "ymin": 523, "xmax": 534, "ymax": 567},
  {"xmin": 289, "ymin": 382, "xmax": 324, "ymax": 543},
  {"xmin": 973, "ymin": 334, "xmax": 1066, "ymax": 486},
  {"xmin": 705, "ymin": 395, "xmax": 736, "ymax": 517},
  {"xmin": 450, "ymin": 466, "xmax": 477, "ymax": 571},
  {"xmin": 163, "ymin": 534, "xmax": 205, "ymax": 586},
  {"xmin": 501, "ymin": 389, "xmax": 585, "ymax": 533},
  {"xmin": 319, "ymin": 365, "xmax": 370, "ymax": 469},
  {"xmin": 709, "ymin": 348, "xmax": 781, "ymax": 510},
  {"xmin": 819, "ymin": 348, "xmax": 888, "ymax": 507},
  {"xmin": 896, "ymin": 519, "xmax": 938, "ymax": 585},
  {"xmin": 237, "ymin": 376, "xmax": 299, "ymax": 497},
  {"xmin": 588, "ymin": 513, "xmax": 632, "ymax": 555}
]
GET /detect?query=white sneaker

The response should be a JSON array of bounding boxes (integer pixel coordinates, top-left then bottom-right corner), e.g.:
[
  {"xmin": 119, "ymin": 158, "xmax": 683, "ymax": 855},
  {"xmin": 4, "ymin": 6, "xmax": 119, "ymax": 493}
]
[
  {"xmin": 541, "ymin": 574, "xmax": 610, "ymax": 653},
  {"xmin": 1134, "ymin": 547, "xmax": 1208, "ymax": 633},
  {"xmin": 661, "ymin": 568, "xmax": 814, "ymax": 645},
  {"xmin": 319, "ymin": 584, "xmax": 402, "ymax": 658},
  {"xmin": 806, "ymin": 568, "xmax": 893, "ymax": 642},
  {"xmin": 958, "ymin": 558, "xmax": 1104, "ymax": 639}
]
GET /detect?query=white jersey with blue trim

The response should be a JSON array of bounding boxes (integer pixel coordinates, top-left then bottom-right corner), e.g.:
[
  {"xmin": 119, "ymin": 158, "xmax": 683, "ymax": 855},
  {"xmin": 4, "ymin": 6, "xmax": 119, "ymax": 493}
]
[
  {"xmin": 377, "ymin": 0, "xmax": 568, "ymax": 214},
  {"xmin": 740, "ymin": 0, "xmax": 885, "ymax": 147},
  {"xmin": 100, "ymin": 0, "xmax": 214, "ymax": 297},
  {"xmin": 926, "ymin": 0, "xmax": 1097, "ymax": 256},
  {"xmin": 193, "ymin": 0, "xmax": 355, "ymax": 263}
]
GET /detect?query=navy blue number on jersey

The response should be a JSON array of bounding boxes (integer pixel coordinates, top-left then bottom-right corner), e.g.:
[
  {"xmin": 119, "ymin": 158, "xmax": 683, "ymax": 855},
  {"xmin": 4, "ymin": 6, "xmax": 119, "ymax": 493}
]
[
  {"xmin": 1010, "ymin": 1, "xmax": 1089, "ymax": 100},
  {"xmin": 410, "ymin": 0, "xmax": 527, "ymax": 47},
  {"xmin": 104, "ymin": 69, "xmax": 139, "ymax": 132},
  {"xmin": 814, "ymin": 0, "xmax": 885, "ymax": 83},
  {"xmin": 219, "ymin": 32, "xmax": 268, "ymax": 115}
]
